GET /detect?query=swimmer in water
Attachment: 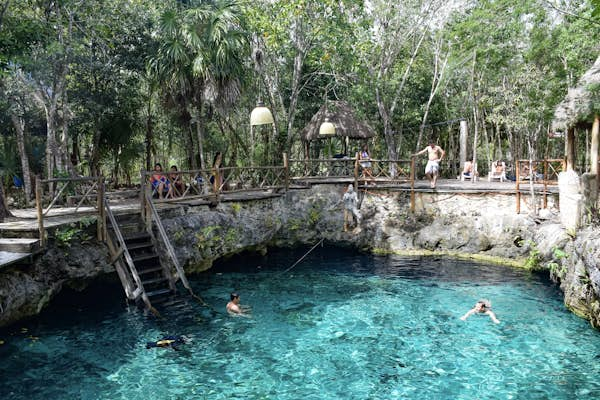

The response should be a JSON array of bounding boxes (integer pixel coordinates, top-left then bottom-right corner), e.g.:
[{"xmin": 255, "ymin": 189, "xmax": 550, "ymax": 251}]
[
  {"xmin": 146, "ymin": 335, "xmax": 189, "ymax": 350},
  {"xmin": 226, "ymin": 292, "xmax": 251, "ymax": 316},
  {"xmin": 460, "ymin": 299, "xmax": 500, "ymax": 324}
]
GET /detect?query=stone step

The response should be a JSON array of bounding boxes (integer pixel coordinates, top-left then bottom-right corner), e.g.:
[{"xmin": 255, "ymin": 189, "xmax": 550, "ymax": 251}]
[{"xmin": 0, "ymin": 238, "xmax": 40, "ymax": 253}]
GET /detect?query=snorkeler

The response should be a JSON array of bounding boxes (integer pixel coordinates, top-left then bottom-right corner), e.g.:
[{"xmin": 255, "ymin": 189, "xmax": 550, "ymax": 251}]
[
  {"xmin": 460, "ymin": 299, "xmax": 500, "ymax": 324},
  {"xmin": 146, "ymin": 335, "xmax": 189, "ymax": 350}
]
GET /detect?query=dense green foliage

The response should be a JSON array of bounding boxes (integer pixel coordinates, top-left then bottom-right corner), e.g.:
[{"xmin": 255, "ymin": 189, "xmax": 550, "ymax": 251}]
[{"xmin": 1, "ymin": 0, "xmax": 599, "ymax": 190}]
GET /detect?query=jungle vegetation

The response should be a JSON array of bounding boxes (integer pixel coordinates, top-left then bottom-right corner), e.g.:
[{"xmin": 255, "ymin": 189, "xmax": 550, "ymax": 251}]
[{"xmin": 0, "ymin": 0, "xmax": 599, "ymax": 204}]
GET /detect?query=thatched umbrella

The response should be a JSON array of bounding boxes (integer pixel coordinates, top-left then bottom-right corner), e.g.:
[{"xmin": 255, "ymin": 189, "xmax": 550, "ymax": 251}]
[
  {"xmin": 552, "ymin": 55, "xmax": 600, "ymax": 172},
  {"xmin": 300, "ymin": 101, "xmax": 376, "ymax": 141},
  {"xmin": 552, "ymin": 55, "xmax": 600, "ymax": 133},
  {"xmin": 300, "ymin": 101, "xmax": 376, "ymax": 158}
]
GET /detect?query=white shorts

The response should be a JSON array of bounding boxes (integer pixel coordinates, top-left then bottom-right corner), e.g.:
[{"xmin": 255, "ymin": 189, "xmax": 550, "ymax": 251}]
[{"xmin": 425, "ymin": 160, "xmax": 439, "ymax": 175}]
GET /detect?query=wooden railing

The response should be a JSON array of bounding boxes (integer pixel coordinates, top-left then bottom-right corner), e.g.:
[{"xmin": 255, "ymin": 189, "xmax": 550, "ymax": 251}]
[
  {"xmin": 144, "ymin": 191, "xmax": 196, "ymax": 298},
  {"xmin": 35, "ymin": 176, "xmax": 105, "ymax": 247},
  {"xmin": 516, "ymin": 159, "xmax": 566, "ymax": 213},
  {"xmin": 104, "ymin": 196, "xmax": 144, "ymax": 301},
  {"xmin": 141, "ymin": 163, "xmax": 287, "ymax": 206},
  {"xmin": 289, "ymin": 158, "xmax": 357, "ymax": 179}
]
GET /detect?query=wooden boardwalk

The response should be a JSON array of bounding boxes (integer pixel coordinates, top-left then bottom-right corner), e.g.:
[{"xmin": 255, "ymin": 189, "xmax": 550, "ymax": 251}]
[{"xmin": 0, "ymin": 178, "xmax": 558, "ymax": 268}]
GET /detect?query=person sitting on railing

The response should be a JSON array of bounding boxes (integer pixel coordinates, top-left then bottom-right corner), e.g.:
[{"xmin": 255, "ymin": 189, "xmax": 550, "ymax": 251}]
[
  {"xmin": 168, "ymin": 165, "xmax": 185, "ymax": 198},
  {"xmin": 150, "ymin": 163, "xmax": 171, "ymax": 199}
]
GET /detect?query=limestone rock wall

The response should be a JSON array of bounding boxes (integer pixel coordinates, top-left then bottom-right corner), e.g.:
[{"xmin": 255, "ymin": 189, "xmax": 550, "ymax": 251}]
[
  {"xmin": 0, "ymin": 241, "xmax": 112, "ymax": 327},
  {"xmin": 1, "ymin": 184, "xmax": 598, "ymax": 328}
]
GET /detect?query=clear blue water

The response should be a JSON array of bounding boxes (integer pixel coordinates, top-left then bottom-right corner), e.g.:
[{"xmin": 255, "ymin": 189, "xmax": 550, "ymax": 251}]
[{"xmin": 2, "ymin": 247, "xmax": 600, "ymax": 399}]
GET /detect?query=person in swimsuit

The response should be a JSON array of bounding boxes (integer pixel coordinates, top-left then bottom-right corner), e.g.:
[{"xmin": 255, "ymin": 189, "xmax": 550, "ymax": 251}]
[
  {"xmin": 460, "ymin": 299, "xmax": 500, "ymax": 324},
  {"xmin": 150, "ymin": 163, "xmax": 171, "ymax": 199},
  {"xmin": 359, "ymin": 144, "xmax": 373, "ymax": 185},
  {"xmin": 226, "ymin": 292, "xmax": 251, "ymax": 316},
  {"xmin": 413, "ymin": 141, "xmax": 445, "ymax": 188}
]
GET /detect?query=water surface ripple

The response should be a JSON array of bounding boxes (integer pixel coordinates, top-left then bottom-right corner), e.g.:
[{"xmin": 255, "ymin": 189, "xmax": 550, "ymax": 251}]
[{"xmin": 2, "ymin": 247, "xmax": 600, "ymax": 399}]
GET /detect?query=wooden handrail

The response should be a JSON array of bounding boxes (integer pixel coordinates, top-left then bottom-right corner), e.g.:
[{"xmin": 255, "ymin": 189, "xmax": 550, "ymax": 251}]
[
  {"xmin": 41, "ymin": 177, "xmax": 99, "ymax": 183},
  {"xmin": 144, "ymin": 192, "xmax": 195, "ymax": 296},
  {"xmin": 104, "ymin": 196, "xmax": 144, "ymax": 299}
]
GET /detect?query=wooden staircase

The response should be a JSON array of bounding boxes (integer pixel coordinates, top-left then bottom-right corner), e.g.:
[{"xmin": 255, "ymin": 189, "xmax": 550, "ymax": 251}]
[
  {"xmin": 104, "ymin": 205, "xmax": 175, "ymax": 312},
  {"xmin": 124, "ymin": 230, "xmax": 174, "ymax": 301},
  {"xmin": 104, "ymin": 194, "xmax": 200, "ymax": 314}
]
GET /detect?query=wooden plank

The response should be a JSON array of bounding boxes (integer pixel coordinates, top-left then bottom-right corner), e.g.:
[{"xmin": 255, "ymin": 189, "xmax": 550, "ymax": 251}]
[
  {"xmin": 0, "ymin": 238, "xmax": 40, "ymax": 253},
  {"xmin": 0, "ymin": 251, "xmax": 31, "ymax": 268}
]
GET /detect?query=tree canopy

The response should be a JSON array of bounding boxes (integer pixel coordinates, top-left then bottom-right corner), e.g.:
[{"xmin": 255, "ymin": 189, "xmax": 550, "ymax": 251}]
[{"xmin": 1, "ymin": 0, "xmax": 599, "ymax": 192}]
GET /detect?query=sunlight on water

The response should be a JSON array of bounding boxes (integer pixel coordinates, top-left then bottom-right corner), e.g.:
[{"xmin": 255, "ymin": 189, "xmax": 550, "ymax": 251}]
[{"xmin": 2, "ymin": 247, "xmax": 600, "ymax": 399}]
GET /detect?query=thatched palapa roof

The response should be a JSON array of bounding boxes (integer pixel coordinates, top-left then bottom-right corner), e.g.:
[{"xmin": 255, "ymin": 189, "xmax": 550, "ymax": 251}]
[
  {"xmin": 300, "ymin": 101, "xmax": 376, "ymax": 141},
  {"xmin": 552, "ymin": 55, "xmax": 600, "ymax": 132}
]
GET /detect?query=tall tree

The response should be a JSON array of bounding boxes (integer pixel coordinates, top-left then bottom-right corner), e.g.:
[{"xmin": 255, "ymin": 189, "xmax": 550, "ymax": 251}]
[{"xmin": 153, "ymin": 0, "xmax": 249, "ymax": 169}]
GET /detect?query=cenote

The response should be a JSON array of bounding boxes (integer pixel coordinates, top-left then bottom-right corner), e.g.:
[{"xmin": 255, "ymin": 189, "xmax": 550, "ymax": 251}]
[{"xmin": 2, "ymin": 247, "xmax": 600, "ymax": 399}]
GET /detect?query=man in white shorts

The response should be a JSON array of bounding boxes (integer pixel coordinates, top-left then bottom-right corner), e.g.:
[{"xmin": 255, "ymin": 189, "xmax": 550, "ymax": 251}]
[{"xmin": 413, "ymin": 141, "xmax": 445, "ymax": 188}]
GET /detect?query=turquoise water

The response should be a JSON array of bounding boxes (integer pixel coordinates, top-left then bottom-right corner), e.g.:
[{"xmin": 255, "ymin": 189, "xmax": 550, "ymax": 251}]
[{"xmin": 2, "ymin": 247, "xmax": 600, "ymax": 399}]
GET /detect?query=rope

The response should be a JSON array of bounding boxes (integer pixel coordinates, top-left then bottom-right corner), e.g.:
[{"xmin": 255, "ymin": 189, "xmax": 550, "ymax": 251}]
[{"xmin": 280, "ymin": 238, "xmax": 324, "ymax": 275}]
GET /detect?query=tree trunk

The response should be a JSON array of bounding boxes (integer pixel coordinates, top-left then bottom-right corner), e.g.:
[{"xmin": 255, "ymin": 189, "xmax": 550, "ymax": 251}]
[
  {"xmin": 196, "ymin": 105, "xmax": 206, "ymax": 170},
  {"xmin": 285, "ymin": 42, "xmax": 306, "ymax": 150},
  {"xmin": 10, "ymin": 113, "xmax": 32, "ymax": 203},
  {"xmin": 90, "ymin": 125, "xmax": 102, "ymax": 176},
  {"xmin": 0, "ymin": 180, "xmax": 13, "ymax": 222},
  {"xmin": 145, "ymin": 95, "xmax": 153, "ymax": 172}
]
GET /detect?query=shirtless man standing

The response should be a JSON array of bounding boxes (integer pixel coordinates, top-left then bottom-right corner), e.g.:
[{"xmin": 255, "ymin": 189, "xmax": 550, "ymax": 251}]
[{"xmin": 414, "ymin": 141, "xmax": 445, "ymax": 188}]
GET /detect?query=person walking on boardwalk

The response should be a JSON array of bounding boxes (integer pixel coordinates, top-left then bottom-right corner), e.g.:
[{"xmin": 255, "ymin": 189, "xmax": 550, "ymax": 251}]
[{"xmin": 413, "ymin": 141, "xmax": 445, "ymax": 189}]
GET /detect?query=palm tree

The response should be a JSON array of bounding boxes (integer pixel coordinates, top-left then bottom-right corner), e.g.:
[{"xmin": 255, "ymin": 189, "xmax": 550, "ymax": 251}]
[{"xmin": 151, "ymin": 0, "xmax": 249, "ymax": 170}]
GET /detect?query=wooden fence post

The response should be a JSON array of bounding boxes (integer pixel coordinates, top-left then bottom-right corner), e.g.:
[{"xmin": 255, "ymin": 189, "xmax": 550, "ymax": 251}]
[
  {"xmin": 97, "ymin": 176, "xmax": 105, "ymax": 241},
  {"xmin": 354, "ymin": 152, "xmax": 359, "ymax": 190},
  {"xmin": 543, "ymin": 160, "xmax": 548, "ymax": 209},
  {"xmin": 283, "ymin": 152, "xmax": 289, "ymax": 191},
  {"xmin": 410, "ymin": 157, "xmax": 415, "ymax": 212},
  {"xmin": 140, "ymin": 169, "xmax": 146, "ymax": 219},
  {"xmin": 214, "ymin": 166, "xmax": 221, "ymax": 204},
  {"xmin": 516, "ymin": 161, "xmax": 521, "ymax": 214},
  {"xmin": 35, "ymin": 176, "xmax": 45, "ymax": 247}
]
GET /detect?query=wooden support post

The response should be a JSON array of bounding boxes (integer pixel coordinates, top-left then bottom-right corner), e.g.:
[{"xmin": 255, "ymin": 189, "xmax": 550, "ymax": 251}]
[
  {"xmin": 35, "ymin": 176, "xmax": 45, "ymax": 247},
  {"xmin": 410, "ymin": 157, "xmax": 416, "ymax": 212},
  {"xmin": 516, "ymin": 161, "xmax": 521, "ymax": 214},
  {"xmin": 566, "ymin": 127, "xmax": 576, "ymax": 171},
  {"xmin": 591, "ymin": 115, "xmax": 599, "ymax": 179},
  {"xmin": 214, "ymin": 166, "xmax": 221, "ymax": 204},
  {"xmin": 354, "ymin": 152, "xmax": 359, "ymax": 190},
  {"xmin": 459, "ymin": 119, "xmax": 468, "ymax": 173},
  {"xmin": 283, "ymin": 152, "xmax": 289, "ymax": 191},
  {"xmin": 144, "ymin": 183, "xmax": 152, "ymax": 231},
  {"xmin": 97, "ymin": 176, "xmax": 105, "ymax": 241},
  {"xmin": 140, "ymin": 169, "xmax": 146, "ymax": 220},
  {"xmin": 543, "ymin": 160, "xmax": 548, "ymax": 209}
]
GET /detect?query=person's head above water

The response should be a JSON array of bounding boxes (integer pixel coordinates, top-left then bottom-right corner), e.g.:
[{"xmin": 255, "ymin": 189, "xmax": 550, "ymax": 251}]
[
  {"xmin": 475, "ymin": 299, "xmax": 491, "ymax": 311},
  {"xmin": 230, "ymin": 292, "xmax": 240, "ymax": 302}
]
